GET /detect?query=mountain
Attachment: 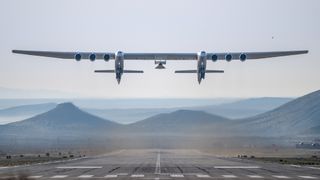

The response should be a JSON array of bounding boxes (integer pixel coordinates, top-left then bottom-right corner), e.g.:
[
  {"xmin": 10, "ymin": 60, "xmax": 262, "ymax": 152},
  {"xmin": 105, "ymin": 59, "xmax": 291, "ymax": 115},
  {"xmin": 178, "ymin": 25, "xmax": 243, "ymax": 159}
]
[
  {"xmin": 238, "ymin": 90, "xmax": 320, "ymax": 136},
  {"xmin": 84, "ymin": 108, "xmax": 175, "ymax": 124},
  {"xmin": 84, "ymin": 97, "xmax": 293, "ymax": 124},
  {"xmin": 0, "ymin": 89, "xmax": 319, "ymax": 139},
  {"xmin": 0, "ymin": 102, "xmax": 121, "ymax": 138},
  {"xmin": 127, "ymin": 110, "xmax": 229, "ymax": 134},
  {"xmin": 192, "ymin": 97, "xmax": 293, "ymax": 119}
]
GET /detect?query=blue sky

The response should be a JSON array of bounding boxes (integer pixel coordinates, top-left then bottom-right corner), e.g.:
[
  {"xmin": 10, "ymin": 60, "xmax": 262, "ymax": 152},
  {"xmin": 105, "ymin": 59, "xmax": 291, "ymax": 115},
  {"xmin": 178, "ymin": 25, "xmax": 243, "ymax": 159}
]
[{"xmin": 0, "ymin": 0, "xmax": 319, "ymax": 98}]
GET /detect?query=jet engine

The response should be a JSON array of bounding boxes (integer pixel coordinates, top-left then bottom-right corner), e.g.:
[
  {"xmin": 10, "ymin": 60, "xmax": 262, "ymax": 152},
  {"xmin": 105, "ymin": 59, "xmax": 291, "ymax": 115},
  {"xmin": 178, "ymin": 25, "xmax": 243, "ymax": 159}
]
[
  {"xmin": 225, "ymin": 54, "xmax": 232, "ymax": 62},
  {"xmin": 89, "ymin": 53, "xmax": 96, "ymax": 61},
  {"xmin": 239, "ymin": 53, "xmax": 247, "ymax": 62},
  {"xmin": 74, "ymin": 53, "xmax": 81, "ymax": 61}
]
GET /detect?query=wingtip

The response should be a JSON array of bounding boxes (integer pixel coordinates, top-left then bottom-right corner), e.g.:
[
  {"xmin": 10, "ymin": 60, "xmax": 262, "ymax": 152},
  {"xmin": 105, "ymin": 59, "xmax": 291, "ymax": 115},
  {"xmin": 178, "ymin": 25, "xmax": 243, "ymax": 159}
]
[{"xmin": 300, "ymin": 50, "xmax": 309, "ymax": 54}]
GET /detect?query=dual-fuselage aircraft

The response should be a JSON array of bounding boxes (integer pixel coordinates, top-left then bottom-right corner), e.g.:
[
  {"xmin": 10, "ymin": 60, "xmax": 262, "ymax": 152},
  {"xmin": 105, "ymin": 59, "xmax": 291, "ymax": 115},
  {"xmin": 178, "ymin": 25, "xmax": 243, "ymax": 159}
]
[{"xmin": 12, "ymin": 50, "xmax": 308, "ymax": 84}]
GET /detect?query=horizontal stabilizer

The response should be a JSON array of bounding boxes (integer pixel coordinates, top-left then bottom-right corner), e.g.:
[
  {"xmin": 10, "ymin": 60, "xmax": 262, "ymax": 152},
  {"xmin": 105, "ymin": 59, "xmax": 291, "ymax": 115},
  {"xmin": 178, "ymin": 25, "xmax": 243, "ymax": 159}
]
[
  {"xmin": 95, "ymin": 70, "xmax": 115, "ymax": 73},
  {"xmin": 175, "ymin": 70, "xmax": 197, "ymax": 73},
  {"xmin": 123, "ymin": 70, "xmax": 144, "ymax": 73},
  {"xmin": 175, "ymin": 70, "xmax": 224, "ymax": 73},
  {"xmin": 206, "ymin": 70, "xmax": 224, "ymax": 73},
  {"xmin": 95, "ymin": 70, "xmax": 143, "ymax": 73}
]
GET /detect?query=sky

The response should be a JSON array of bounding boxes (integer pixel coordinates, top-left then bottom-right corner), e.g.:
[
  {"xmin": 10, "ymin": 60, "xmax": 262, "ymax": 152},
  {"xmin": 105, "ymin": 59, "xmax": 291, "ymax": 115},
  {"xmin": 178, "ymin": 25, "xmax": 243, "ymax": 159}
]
[{"xmin": 0, "ymin": 0, "xmax": 319, "ymax": 98}]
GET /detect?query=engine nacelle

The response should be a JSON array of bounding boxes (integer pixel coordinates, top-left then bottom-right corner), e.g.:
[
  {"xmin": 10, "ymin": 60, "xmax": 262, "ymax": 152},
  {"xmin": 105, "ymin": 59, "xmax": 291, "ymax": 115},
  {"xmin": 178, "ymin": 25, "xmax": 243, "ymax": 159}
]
[
  {"xmin": 239, "ymin": 53, "xmax": 247, "ymax": 62},
  {"xmin": 103, "ymin": 54, "xmax": 110, "ymax": 62},
  {"xmin": 225, "ymin": 54, "xmax": 232, "ymax": 62},
  {"xmin": 211, "ymin": 54, "xmax": 218, "ymax": 62},
  {"xmin": 75, "ymin": 53, "xmax": 81, "ymax": 61},
  {"xmin": 89, "ymin": 53, "xmax": 96, "ymax": 61}
]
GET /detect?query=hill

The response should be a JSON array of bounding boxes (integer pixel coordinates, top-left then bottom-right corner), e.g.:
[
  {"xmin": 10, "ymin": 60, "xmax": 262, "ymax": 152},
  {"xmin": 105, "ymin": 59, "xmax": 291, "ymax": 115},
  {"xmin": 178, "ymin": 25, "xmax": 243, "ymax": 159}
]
[
  {"xmin": 238, "ymin": 90, "xmax": 320, "ymax": 136},
  {"xmin": 84, "ymin": 97, "xmax": 292, "ymax": 124},
  {"xmin": 192, "ymin": 97, "xmax": 293, "ymax": 119},
  {"xmin": 0, "ymin": 102, "xmax": 121, "ymax": 138},
  {"xmin": 127, "ymin": 110, "xmax": 229, "ymax": 134}
]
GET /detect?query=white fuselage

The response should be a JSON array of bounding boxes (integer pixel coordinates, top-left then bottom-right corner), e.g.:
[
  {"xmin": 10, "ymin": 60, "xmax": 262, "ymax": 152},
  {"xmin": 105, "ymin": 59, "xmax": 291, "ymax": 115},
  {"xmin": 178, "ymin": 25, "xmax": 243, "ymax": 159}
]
[
  {"xmin": 197, "ymin": 51, "xmax": 207, "ymax": 83},
  {"xmin": 115, "ymin": 51, "xmax": 124, "ymax": 83}
]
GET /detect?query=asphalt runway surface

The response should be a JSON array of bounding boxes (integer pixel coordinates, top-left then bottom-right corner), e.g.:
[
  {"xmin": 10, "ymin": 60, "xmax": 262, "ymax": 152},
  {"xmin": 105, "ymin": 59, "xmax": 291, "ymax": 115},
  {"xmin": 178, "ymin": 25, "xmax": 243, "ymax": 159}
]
[{"xmin": 0, "ymin": 149, "xmax": 320, "ymax": 179}]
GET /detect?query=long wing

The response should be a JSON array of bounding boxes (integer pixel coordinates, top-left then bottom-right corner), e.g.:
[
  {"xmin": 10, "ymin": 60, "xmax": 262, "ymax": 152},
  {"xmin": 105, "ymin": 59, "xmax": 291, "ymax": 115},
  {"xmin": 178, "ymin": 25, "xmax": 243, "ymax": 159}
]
[
  {"xmin": 12, "ymin": 50, "xmax": 115, "ymax": 60},
  {"xmin": 206, "ymin": 50, "xmax": 308, "ymax": 60},
  {"xmin": 12, "ymin": 50, "xmax": 308, "ymax": 60},
  {"xmin": 12, "ymin": 50, "xmax": 196, "ymax": 60}
]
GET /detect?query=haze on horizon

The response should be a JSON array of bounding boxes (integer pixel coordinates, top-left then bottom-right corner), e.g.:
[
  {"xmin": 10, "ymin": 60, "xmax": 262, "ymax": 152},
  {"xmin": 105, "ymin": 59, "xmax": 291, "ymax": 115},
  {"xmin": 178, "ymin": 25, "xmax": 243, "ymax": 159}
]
[{"xmin": 0, "ymin": 0, "xmax": 319, "ymax": 99}]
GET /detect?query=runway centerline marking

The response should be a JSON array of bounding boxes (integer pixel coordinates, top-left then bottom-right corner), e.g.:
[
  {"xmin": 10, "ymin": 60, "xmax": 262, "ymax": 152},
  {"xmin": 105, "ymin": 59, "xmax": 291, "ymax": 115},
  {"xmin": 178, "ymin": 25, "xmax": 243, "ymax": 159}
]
[
  {"xmin": 272, "ymin": 175, "xmax": 290, "ymax": 179},
  {"xmin": 155, "ymin": 150, "xmax": 161, "ymax": 174},
  {"xmin": 170, "ymin": 174, "xmax": 184, "ymax": 177},
  {"xmin": 215, "ymin": 166, "xmax": 260, "ymax": 169},
  {"xmin": 248, "ymin": 175, "xmax": 263, "ymax": 178},
  {"xmin": 222, "ymin": 175, "xmax": 237, "ymax": 178},
  {"xmin": 28, "ymin": 176, "xmax": 43, "ymax": 179},
  {"xmin": 50, "ymin": 175, "xmax": 68, "ymax": 179},
  {"xmin": 78, "ymin": 175, "xmax": 94, "ymax": 178},
  {"xmin": 131, "ymin": 174, "xmax": 144, "ymax": 177},
  {"xmin": 196, "ymin": 174, "xmax": 211, "ymax": 178},
  {"xmin": 105, "ymin": 175, "xmax": 118, "ymax": 178},
  {"xmin": 299, "ymin": 176, "xmax": 318, "ymax": 179},
  {"xmin": 56, "ymin": 166, "xmax": 102, "ymax": 169}
]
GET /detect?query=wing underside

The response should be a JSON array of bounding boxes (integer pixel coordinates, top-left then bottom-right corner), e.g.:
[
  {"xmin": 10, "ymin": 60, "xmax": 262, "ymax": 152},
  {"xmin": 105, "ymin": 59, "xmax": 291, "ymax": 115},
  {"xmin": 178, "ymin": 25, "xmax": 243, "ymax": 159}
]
[
  {"xmin": 207, "ymin": 50, "xmax": 308, "ymax": 60},
  {"xmin": 12, "ymin": 50, "xmax": 308, "ymax": 60}
]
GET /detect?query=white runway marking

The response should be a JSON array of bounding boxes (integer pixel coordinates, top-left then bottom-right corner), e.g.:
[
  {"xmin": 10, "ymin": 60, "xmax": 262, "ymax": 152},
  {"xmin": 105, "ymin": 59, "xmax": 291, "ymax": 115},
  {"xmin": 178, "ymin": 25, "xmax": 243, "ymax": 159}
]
[
  {"xmin": 51, "ymin": 175, "xmax": 68, "ymax": 178},
  {"xmin": 222, "ymin": 175, "xmax": 237, "ymax": 178},
  {"xmin": 170, "ymin": 174, "xmax": 184, "ymax": 177},
  {"xmin": 196, "ymin": 174, "xmax": 211, "ymax": 178},
  {"xmin": 131, "ymin": 174, "xmax": 144, "ymax": 177},
  {"xmin": 299, "ymin": 176, "xmax": 318, "ymax": 179},
  {"xmin": 155, "ymin": 150, "xmax": 161, "ymax": 174},
  {"xmin": 248, "ymin": 175, "xmax": 263, "ymax": 178},
  {"xmin": 309, "ymin": 167, "xmax": 320, "ymax": 170},
  {"xmin": 272, "ymin": 175, "xmax": 290, "ymax": 179},
  {"xmin": 78, "ymin": 175, "xmax": 94, "ymax": 178},
  {"xmin": 105, "ymin": 175, "xmax": 118, "ymax": 178},
  {"xmin": 56, "ymin": 166, "xmax": 102, "ymax": 169},
  {"xmin": 28, "ymin": 176, "xmax": 43, "ymax": 179},
  {"xmin": 215, "ymin": 166, "xmax": 260, "ymax": 169}
]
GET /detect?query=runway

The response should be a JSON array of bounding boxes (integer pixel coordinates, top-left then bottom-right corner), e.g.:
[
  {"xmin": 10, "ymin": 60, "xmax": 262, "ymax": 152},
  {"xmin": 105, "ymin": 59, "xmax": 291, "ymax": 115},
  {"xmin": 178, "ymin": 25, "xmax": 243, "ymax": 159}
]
[{"xmin": 0, "ymin": 149, "xmax": 320, "ymax": 179}]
